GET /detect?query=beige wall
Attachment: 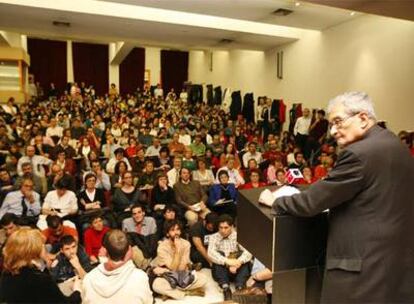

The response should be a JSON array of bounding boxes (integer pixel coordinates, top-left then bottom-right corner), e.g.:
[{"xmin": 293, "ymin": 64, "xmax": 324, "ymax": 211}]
[
  {"xmin": 145, "ymin": 47, "xmax": 161, "ymax": 85},
  {"xmin": 188, "ymin": 15, "xmax": 414, "ymax": 132}
]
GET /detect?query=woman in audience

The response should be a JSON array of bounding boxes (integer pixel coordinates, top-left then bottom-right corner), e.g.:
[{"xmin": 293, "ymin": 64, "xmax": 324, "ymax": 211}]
[
  {"xmin": 83, "ymin": 215, "xmax": 110, "ymax": 264},
  {"xmin": 208, "ymin": 170, "xmax": 237, "ymax": 219},
  {"xmin": 112, "ymin": 171, "xmax": 143, "ymax": 221},
  {"xmin": 110, "ymin": 160, "xmax": 128, "ymax": 189},
  {"xmin": 182, "ymin": 147, "xmax": 196, "ymax": 171},
  {"xmin": 193, "ymin": 158, "xmax": 215, "ymax": 193},
  {"xmin": 267, "ymin": 156, "xmax": 285, "ymax": 184},
  {"xmin": 300, "ymin": 166, "xmax": 317, "ymax": 184},
  {"xmin": 125, "ymin": 137, "xmax": 140, "ymax": 158},
  {"xmin": 241, "ymin": 169, "xmax": 267, "ymax": 189},
  {"xmin": 243, "ymin": 158, "xmax": 265, "ymax": 183},
  {"xmin": 0, "ymin": 227, "xmax": 82, "ymax": 303},
  {"xmin": 275, "ymin": 168, "xmax": 287, "ymax": 186},
  {"xmin": 78, "ymin": 173, "xmax": 106, "ymax": 211},
  {"xmin": 54, "ymin": 149, "xmax": 76, "ymax": 176}
]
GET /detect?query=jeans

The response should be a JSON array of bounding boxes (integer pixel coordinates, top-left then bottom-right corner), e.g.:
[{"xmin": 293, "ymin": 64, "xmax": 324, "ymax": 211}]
[{"xmin": 212, "ymin": 262, "xmax": 251, "ymax": 288}]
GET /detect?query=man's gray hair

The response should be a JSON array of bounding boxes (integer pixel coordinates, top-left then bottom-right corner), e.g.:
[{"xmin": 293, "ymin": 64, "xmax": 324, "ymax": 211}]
[{"xmin": 327, "ymin": 92, "xmax": 377, "ymax": 121}]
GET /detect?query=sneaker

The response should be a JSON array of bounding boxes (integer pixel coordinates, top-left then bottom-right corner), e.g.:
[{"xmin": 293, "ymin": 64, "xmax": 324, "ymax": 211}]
[{"xmin": 223, "ymin": 288, "xmax": 233, "ymax": 301}]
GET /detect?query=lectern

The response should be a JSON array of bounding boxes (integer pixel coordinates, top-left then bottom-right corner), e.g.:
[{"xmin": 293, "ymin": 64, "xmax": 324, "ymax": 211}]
[{"xmin": 238, "ymin": 186, "xmax": 328, "ymax": 304}]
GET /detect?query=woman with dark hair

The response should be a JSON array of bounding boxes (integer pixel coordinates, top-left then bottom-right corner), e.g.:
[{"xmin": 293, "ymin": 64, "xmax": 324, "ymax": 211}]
[
  {"xmin": 154, "ymin": 146, "xmax": 171, "ymax": 173},
  {"xmin": 208, "ymin": 170, "xmax": 237, "ymax": 219},
  {"xmin": 110, "ymin": 160, "xmax": 128, "ymax": 189},
  {"xmin": 112, "ymin": 171, "xmax": 143, "ymax": 221},
  {"xmin": 0, "ymin": 227, "xmax": 82, "ymax": 303},
  {"xmin": 152, "ymin": 174, "xmax": 178, "ymax": 210}
]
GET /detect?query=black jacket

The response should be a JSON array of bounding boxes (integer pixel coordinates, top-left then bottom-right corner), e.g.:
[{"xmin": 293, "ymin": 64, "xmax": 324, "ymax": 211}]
[
  {"xmin": 0, "ymin": 266, "xmax": 81, "ymax": 303},
  {"xmin": 274, "ymin": 126, "xmax": 414, "ymax": 303}
]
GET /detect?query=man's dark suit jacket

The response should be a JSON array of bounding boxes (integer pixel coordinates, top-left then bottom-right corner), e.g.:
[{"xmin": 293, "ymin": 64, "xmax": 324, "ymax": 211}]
[{"xmin": 273, "ymin": 125, "xmax": 414, "ymax": 303}]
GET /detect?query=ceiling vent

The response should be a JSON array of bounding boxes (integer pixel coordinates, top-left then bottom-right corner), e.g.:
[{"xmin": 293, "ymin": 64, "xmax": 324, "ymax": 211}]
[
  {"xmin": 272, "ymin": 8, "xmax": 293, "ymax": 16},
  {"xmin": 52, "ymin": 21, "xmax": 71, "ymax": 27},
  {"xmin": 218, "ymin": 38, "xmax": 234, "ymax": 44}
]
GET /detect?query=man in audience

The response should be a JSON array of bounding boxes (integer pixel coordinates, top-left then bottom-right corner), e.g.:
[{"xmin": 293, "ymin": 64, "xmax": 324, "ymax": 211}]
[
  {"xmin": 216, "ymin": 155, "xmax": 245, "ymax": 188},
  {"xmin": 293, "ymin": 108, "xmax": 311, "ymax": 152},
  {"xmin": 190, "ymin": 134, "xmax": 206, "ymax": 157},
  {"xmin": 50, "ymin": 235, "xmax": 92, "ymax": 283},
  {"xmin": 17, "ymin": 145, "xmax": 53, "ymax": 178},
  {"xmin": 47, "ymin": 164, "xmax": 76, "ymax": 192},
  {"xmin": 152, "ymin": 219, "xmax": 207, "ymax": 300},
  {"xmin": 174, "ymin": 168, "xmax": 209, "ymax": 226},
  {"xmin": 0, "ymin": 213, "xmax": 20, "ymax": 251},
  {"xmin": 0, "ymin": 168, "xmax": 16, "ymax": 202},
  {"xmin": 242, "ymin": 142, "xmax": 263, "ymax": 168},
  {"xmin": 42, "ymin": 215, "xmax": 79, "ymax": 254},
  {"xmin": 306, "ymin": 109, "xmax": 329, "ymax": 159},
  {"xmin": 208, "ymin": 214, "xmax": 252, "ymax": 301},
  {"xmin": 168, "ymin": 133, "xmax": 185, "ymax": 157},
  {"xmin": 167, "ymin": 156, "xmax": 182, "ymax": 187},
  {"xmin": 82, "ymin": 229, "xmax": 153, "ymax": 304},
  {"xmin": 190, "ymin": 212, "xmax": 218, "ymax": 268},
  {"xmin": 101, "ymin": 134, "xmax": 120, "ymax": 159},
  {"xmin": 288, "ymin": 151, "xmax": 307, "ymax": 170},
  {"xmin": 145, "ymin": 137, "xmax": 162, "ymax": 158},
  {"xmin": 122, "ymin": 203, "xmax": 157, "ymax": 236},
  {"xmin": 41, "ymin": 176, "xmax": 78, "ymax": 225},
  {"xmin": 0, "ymin": 177, "xmax": 41, "ymax": 225},
  {"xmin": 85, "ymin": 160, "xmax": 111, "ymax": 191},
  {"xmin": 106, "ymin": 147, "xmax": 132, "ymax": 174},
  {"xmin": 15, "ymin": 162, "xmax": 45, "ymax": 196}
]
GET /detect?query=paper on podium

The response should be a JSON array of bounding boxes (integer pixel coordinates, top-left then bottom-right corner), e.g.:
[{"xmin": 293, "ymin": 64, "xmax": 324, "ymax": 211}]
[{"xmin": 258, "ymin": 185, "xmax": 300, "ymax": 207}]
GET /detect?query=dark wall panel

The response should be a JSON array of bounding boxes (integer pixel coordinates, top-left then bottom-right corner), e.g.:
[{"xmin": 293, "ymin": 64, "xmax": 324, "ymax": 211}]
[
  {"xmin": 27, "ymin": 38, "xmax": 67, "ymax": 94},
  {"xmin": 119, "ymin": 47, "xmax": 145, "ymax": 95},
  {"xmin": 161, "ymin": 50, "xmax": 188, "ymax": 95},
  {"xmin": 73, "ymin": 42, "xmax": 108, "ymax": 96}
]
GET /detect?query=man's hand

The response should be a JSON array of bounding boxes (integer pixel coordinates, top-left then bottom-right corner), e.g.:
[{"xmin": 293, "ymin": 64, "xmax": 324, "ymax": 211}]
[
  {"xmin": 226, "ymin": 258, "xmax": 242, "ymax": 268},
  {"xmin": 153, "ymin": 266, "xmax": 169, "ymax": 276},
  {"xmin": 69, "ymin": 254, "xmax": 82, "ymax": 271}
]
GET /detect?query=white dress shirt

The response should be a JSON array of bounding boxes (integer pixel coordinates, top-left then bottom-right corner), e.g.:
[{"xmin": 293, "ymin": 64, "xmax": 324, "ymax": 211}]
[
  {"xmin": 43, "ymin": 190, "xmax": 78, "ymax": 217},
  {"xmin": 294, "ymin": 116, "xmax": 311, "ymax": 136}
]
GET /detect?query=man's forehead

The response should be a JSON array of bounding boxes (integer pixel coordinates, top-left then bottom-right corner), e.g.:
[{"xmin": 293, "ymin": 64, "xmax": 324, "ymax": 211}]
[{"xmin": 328, "ymin": 104, "xmax": 346, "ymax": 121}]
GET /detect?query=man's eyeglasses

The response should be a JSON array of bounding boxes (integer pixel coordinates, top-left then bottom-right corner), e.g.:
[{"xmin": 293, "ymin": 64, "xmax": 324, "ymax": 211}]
[{"xmin": 329, "ymin": 113, "xmax": 359, "ymax": 130}]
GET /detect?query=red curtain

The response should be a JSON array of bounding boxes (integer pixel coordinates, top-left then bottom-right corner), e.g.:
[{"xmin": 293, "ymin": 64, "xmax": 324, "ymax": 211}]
[
  {"xmin": 27, "ymin": 38, "xmax": 67, "ymax": 93},
  {"xmin": 119, "ymin": 47, "xmax": 145, "ymax": 96},
  {"xmin": 72, "ymin": 42, "xmax": 108, "ymax": 97},
  {"xmin": 161, "ymin": 50, "xmax": 188, "ymax": 95}
]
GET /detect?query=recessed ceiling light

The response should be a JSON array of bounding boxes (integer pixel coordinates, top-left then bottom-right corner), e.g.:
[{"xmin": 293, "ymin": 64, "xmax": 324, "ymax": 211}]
[
  {"xmin": 295, "ymin": 2, "xmax": 301, "ymax": 6},
  {"xmin": 350, "ymin": 11, "xmax": 356, "ymax": 16}
]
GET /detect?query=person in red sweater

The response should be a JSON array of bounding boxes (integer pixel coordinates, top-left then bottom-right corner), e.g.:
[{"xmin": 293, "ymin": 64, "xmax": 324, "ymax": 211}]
[
  {"xmin": 314, "ymin": 154, "xmax": 334, "ymax": 180},
  {"xmin": 83, "ymin": 215, "xmax": 110, "ymax": 264},
  {"xmin": 241, "ymin": 169, "xmax": 267, "ymax": 190}
]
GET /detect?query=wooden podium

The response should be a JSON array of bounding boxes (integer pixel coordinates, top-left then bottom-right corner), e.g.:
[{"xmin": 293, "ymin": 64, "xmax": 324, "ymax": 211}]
[{"xmin": 238, "ymin": 186, "xmax": 328, "ymax": 304}]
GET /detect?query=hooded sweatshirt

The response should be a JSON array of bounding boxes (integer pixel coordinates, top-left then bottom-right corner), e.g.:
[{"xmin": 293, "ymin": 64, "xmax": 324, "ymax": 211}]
[{"xmin": 82, "ymin": 260, "xmax": 153, "ymax": 304}]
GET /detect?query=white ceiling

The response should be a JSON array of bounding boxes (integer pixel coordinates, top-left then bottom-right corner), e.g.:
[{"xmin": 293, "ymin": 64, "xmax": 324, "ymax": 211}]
[{"xmin": 0, "ymin": 0, "xmax": 359, "ymax": 51}]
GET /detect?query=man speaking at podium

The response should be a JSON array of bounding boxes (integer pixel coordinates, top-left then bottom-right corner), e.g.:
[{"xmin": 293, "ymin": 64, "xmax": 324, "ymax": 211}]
[{"xmin": 273, "ymin": 92, "xmax": 414, "ymax": 303}]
